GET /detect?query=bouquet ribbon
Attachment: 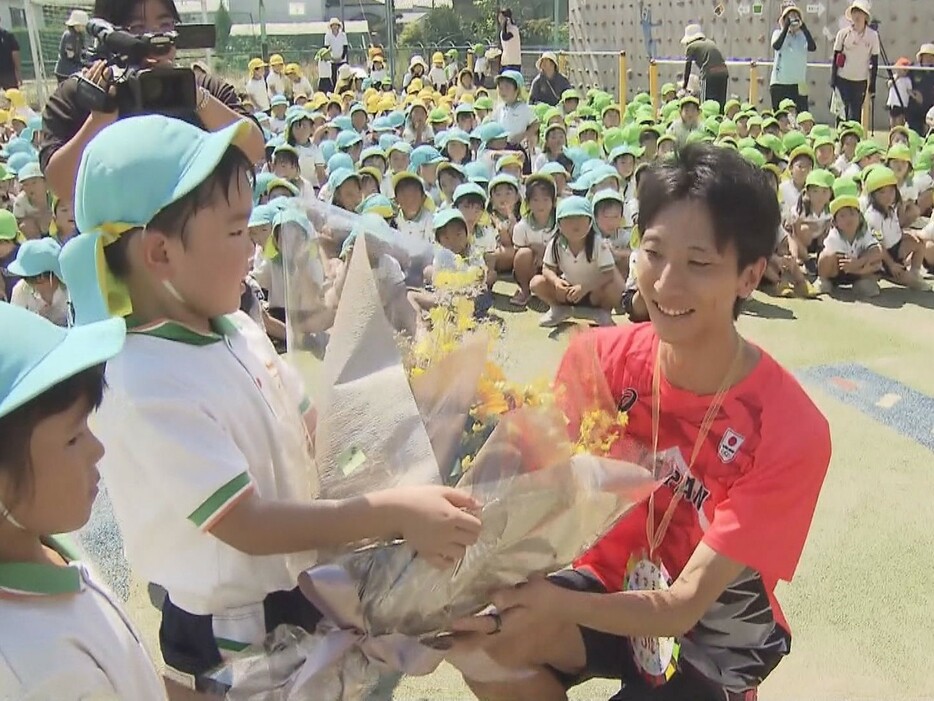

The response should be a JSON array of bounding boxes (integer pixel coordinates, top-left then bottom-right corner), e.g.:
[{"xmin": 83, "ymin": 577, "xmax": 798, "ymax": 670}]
[{"xmin": 288, "ymin": 565, "xmax": 443, "ymax": 692}]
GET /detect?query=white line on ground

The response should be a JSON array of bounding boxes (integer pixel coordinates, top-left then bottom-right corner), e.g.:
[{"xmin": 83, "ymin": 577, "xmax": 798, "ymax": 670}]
[{"xmin": 875, "ymin": 393, "xmax": 902, "ymax": 409}]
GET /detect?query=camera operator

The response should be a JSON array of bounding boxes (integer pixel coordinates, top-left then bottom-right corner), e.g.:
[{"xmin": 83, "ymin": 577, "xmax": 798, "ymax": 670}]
[
  {"xmin": 39, "ymin": 0, "xmax": 264, "ymax": 201},
  {"xmin": 770, "ymin": 4, "xmax": 816, "ymax": 112}
]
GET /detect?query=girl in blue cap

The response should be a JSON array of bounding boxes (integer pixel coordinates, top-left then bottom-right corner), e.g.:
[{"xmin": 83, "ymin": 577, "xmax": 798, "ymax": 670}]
[
  {"xmin": 533, "ymin": 195, "xmax": 622, "ymax": 327},
  {"xmin": 0, "ymin": 303, "xmax": 165, "ymax": 699},
  {"xmin": 511, "ymin": 173, "xmax": 557, "ymax": 307},
  {"xmin": 7, "ymin": 237, "xmax": 69, "ymax": 326}
]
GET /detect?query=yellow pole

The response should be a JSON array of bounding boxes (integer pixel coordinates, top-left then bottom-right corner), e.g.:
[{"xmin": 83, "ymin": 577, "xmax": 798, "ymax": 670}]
[
  {"xmin": 861, "ymin": 92, "xmax": 871, "ymax": 133},
  {"xmin": 618, "ymin": 51, "xmax": 628, "ymax": 114},
  {"xmin": 467, "ymin": 49, "xmax": 475, "ymax": 72},
  {"xmin": 648, "ymin": 59, "xmax": 659, "ymax": 116},
  {"xmin": 748, "ymin": 61, "xmax": 758, "ymax": 107},
  {"xmin": 558, "ymin": 50, "xmax": 568, "ymax": 76}
]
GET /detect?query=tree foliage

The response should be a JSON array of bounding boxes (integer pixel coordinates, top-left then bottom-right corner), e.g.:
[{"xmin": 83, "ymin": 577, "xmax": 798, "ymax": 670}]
[{"xmin": 215, "ymin": 0, "xmax": 233, "ymax": 51}]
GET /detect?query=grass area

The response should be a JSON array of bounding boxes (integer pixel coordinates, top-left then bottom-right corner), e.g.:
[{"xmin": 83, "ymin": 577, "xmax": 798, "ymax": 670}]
[{"xmin": 96, "ymin": 277, "xmax": 934, "ymax": 701}]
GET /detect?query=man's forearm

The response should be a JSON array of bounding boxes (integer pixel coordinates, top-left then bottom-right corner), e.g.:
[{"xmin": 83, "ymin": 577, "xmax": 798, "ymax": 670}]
[
  {"xmin": 555, "ymin": 586, "xmax": 698, "ymax": 638},
  {"xmin": 198, "ymin": 93, "xmax": 265, "ymax": 163}
]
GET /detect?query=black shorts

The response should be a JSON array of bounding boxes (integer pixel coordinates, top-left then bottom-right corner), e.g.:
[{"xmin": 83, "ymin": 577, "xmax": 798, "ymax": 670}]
[
  {"xmin": 546, "ymin": 570, "xmax": 733, "ymax": 701},
  {"xmin": 160, "ymin": 587, "xmax": 322, "ymax": 692},
  {"xmin": 888, "ymin": 105, "xmax": 908, "ymax": 119}
]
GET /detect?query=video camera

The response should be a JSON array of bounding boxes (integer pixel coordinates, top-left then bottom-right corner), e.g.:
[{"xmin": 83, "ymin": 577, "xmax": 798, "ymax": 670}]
[{"xmin": 75, "ymin": 18, "xmax": 216, "ymax": 117}]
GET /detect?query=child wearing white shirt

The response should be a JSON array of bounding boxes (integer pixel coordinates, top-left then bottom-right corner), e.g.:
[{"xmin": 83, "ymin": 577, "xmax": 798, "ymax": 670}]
[
  {"xmin": 817, "ymin": 195, "xmax": 882, "ymax": 297},
  {"xmin": 886, "ymin": 61, "xmax": 912, "ymax": 127}
]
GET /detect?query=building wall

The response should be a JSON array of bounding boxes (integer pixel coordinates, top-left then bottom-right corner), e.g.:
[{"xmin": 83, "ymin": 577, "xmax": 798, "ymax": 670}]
[{"xmin": 567, "ymin": 0, "xmax": 929, "ymax": 125}]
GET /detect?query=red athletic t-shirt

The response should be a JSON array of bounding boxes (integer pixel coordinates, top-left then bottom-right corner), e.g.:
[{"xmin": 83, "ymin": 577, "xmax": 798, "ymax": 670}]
[{"xmin": 556, "ymin": 324, "xmax": 832, "ymax": 690}]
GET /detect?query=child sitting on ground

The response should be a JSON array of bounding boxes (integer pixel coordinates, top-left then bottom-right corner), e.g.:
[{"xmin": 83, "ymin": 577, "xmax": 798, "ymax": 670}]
[
  {"xmin": 786, "ymin": 169, "xmax": 834, "ymax": 267},
  {"xmin": 7, "ymin": 238, "xmax": 69, "ymax": 326},
  {"xmin": 592, "ymin": 188, "xmax": 630, "ymax": 281},
  {"xmin": 886, "ymin": 144, "xmax": 922, "ymax": 228},
  {"xmin": 862, "ymin": 166, "xmax": 931, "ymax": 291},
  {"xmin": 486, "ymin": 174, "xmax": 521, "ymax": 275},
  {"xmin": 12, "ymin": 163, "xmax": 52, "ymax": 240},
  {"xmin": 510, "ymin": 174, "xmax": 557, "ymax": 307},
  {"xmin": 533, "ymin": 195, "xmax": 623, "ymax": 328},
  {"xmin": 817, "ymin": 195, "xmax": 883, "ymax": 297}
]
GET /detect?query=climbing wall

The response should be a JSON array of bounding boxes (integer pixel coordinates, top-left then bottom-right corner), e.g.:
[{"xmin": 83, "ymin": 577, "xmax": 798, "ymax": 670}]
[{"xmin": 567, "ymin": 0, "xmax": 929, "ymax": 125}]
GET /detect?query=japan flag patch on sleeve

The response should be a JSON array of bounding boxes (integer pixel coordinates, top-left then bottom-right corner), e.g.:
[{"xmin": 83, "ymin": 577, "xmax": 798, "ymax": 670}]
[{"xmin": 718, "ymin": 428, "xmax": 745, "ymax": 463}]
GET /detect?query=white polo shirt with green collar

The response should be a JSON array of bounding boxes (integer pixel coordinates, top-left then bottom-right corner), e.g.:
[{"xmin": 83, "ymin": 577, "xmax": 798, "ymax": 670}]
[
  {"xmin": 91, "ymin": 312, "xmax": 318, "ymax": 647},
  {"xmin": 0, "ymin": 536, "xmax": 165, "ymax": 700}
]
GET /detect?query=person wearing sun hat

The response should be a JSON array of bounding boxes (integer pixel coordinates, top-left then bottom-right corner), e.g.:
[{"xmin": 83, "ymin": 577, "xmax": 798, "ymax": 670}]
[
  {"xmin": 769, "ymin": 5, "xmax": 816, "ymax": 113},
  {"xmin": 905, "ymin": 43, "xmax": 934, "ymax": 136},
  {"xmin": 529, "ymin": 51, "xmax": 571, "ymax": 107},
  {"xmin": 60, "ymin": 113, "xmax": 481, "ymax": 693},
  {"xmin": 680, "ymin": 23, "xmax": 729, "ymax": 108},
  {"xmin": 0, "ymin": 300, "xmax": 177, "ymax": 700},
  {"xmin": 54, "ymin": 9, "xmax": 88, "ymax": 83},
  {"xmin": 265, "ymin": 53, "xmax": 288, "ymax": 100},
  {"xmin": 832, "ymin": 0, "xmax": 880, "ymax": 123},
  {"xmin": 324, "ymin": 17, "xmax": 349, "ymax": 87},
  {"xmin": 244, "ymin": 57, "xmax": 271, "ymax": 111},
  {"xmin": 6, "ymin": 237, "xmax": 68, "ymax": 324}
]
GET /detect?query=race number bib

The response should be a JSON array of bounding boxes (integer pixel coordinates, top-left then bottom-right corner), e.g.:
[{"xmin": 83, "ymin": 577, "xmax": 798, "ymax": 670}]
[{"xmin": 625, "ymin": 557, "xmax": 680, "ymax": 686}]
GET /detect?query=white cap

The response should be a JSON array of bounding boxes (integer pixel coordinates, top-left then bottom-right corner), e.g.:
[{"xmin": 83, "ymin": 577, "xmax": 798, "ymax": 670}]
[{"xmin": 65, "ymin": 9, "xmax": 89, "ymax": 26}]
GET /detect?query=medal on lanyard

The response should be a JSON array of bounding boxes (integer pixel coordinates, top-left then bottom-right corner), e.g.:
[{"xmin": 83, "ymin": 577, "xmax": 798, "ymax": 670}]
[{"xmin": 626, "ymin": 337, "xmax": 745, "ymax": 687}]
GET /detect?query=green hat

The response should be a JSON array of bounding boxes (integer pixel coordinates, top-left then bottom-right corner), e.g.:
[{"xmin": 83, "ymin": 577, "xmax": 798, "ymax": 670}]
[
  {"xmin": 496, "ymin": 70, "xmax": 525, "ymax": 90},
  {"xmin": 809, "ymin": 124, "xmax": 834, "ymax": 140},
  {"xmin": 747, "ymin": 115, "xmax": 763, "ymax": 128},
  {"xmin": 0, "ymin": 210, "xmax": 19, "ymax": 240},
  {"xmin": 829, "ymin": 195, "xmax": 860, "ymax": 217},
  {"xmin": 778, "ymin": 98, "xmax": 796, "ymax": 112},
  {"xmin": 783, "ymin": 130, "xmax": 808, "ymax": 153},
  {"xmin": 608, "ymin": 144, "xmax": 644, "ymax": 162},
  {"xmin": 0, "ymin": 164, "xmax": 14, "ymax": 182},
  {"xmin": 718, "ymin": 136, "xmax": 738, "ymax": 150},
  {"xmin": 839, "ymin": 122, "xmax": 863, "ymax": 140},
  {"xmin": 577, "ymin": 121, "xmax": 601, "ymax": 138},
  {"xmin": 701, "ymin": 99, "xmax": 720, "ymax": 117},
  {"xmin": 740, "ymin": 147, "xmax": 766, "ymax": 168},
  {"xmin": 788, "ymin": 145, "xmax": 815, "ymax": 165},
  {"xmin": 796, "ymin": 111, "xmax": 815, "ymax": 125},
  {"xmin": 429, "ymin": 107, "xmax": 450, "ymax": 124},
  {"xmin": 433, "ymin": 208, "xmax": 466, "ymax": 230},
  {"xmin": 812, "ymin": 136, "xmax": 836, "ymax": 151},
  {"xmin": 660, "ymin": 82, "xmax": 677, "ymax": 96},
  {"xmin": 756, "ymin": 133, "xmax": 784, "ymax": 156},
  {"xmin": 718, "ymin": 119, "xmax": 737, "ymax": 137},
  {"xmin": 832, "ymin": 177, "xmax": 860, "ymax": 198},
  {"xmin": 556, "ymin": 195, "xmax": 593, "ymax": 221},
  {"xmin": 703, "ymin": 116, "xmax": 720, "ymax": 136},
  {"xmin": 805, "ymin": 169, "xmax": 835, "ymax": 190},
  {"xmin": 561, "ymin": 89, "xmax": 581, "ymax": 102},
  {"xmin": 0, "ymin": 303, "xmax": 125, "ymax": 420},
  {"xmin": 724, "ymin": 98, "xmax": 741, "ymax": 113},
  {"xmin": 539, "ymin": 162, "xmax": 569, "ymax": 180},
  {"xmin": 914, "ymin": 147, "xmax": 934, "ymax": 173},
  {"xmin": 863, "ymin": 166, "xmax": 898, "ymax": 195},
  {"xmin": 741, "ymin": 102, "xmax": 754, "ymax": 112},
  {"xmin": 854, "ymin": 140, "xmax": 883, "ymax": 162},
  {"xmin": 474, "ymin": 96, "xmax": 494, "ymax": 110},
  {"xmin": 762, "ymin": 117, "xmax": 780, "ymax": 131},
  {"xmin": 602, "ymin": 126, "xmax": 625, "ymax": 153},
  {"xmin": 657, "ymin": 133, "xmax": 677, "ymax": 147},
  {"xmin": 886, "ymin": 143, "xmax": 913, "ymax": 163},
  {"xmin": 661, "ymin": 101, "xmax": 680, "ymax": 120},
  {"xmin": 737, "ymin": 137, "xmax": 756, "ymax": 151}
]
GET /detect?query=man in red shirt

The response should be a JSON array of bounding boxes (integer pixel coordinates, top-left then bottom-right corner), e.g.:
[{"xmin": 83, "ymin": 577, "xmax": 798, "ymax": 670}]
[{"xmin": 449, "ymin": 144, "xmax": 832, "ymax": 700}]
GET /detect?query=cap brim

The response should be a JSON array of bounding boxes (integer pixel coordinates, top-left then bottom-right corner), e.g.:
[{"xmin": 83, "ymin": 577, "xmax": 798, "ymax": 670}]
[
  {"xmin": 0, "ymin": 314, "xmax": 125, "ymax": 417},
  {"xmin": 169, "ymin": 120, "xmax": 252, "ymax": 206}
]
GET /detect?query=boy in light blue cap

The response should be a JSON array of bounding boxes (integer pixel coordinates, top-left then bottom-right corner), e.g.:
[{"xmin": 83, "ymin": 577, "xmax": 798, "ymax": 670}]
[
  {"xmin": 411, "ymin": 145, "xmax": 445, "ymax": 207},
  {"xmin": 0, "ymin": 303, "xmax": 167, "ymax": 700},
  {"xmin": 269, "ymin": 94, "xmax": 289, "ymax": 133},
  {"xmin": 7, "ymin": 237, "xmax": 68, "ymax": 326},
  {"xmin": 60, "ymin": 114, "xmax": 481, "ymax": 688}
]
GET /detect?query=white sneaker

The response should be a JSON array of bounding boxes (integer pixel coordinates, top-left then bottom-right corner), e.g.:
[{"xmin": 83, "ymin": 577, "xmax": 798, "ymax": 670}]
[
  {"xmin": 815, "ymin": 277, "xmax": 835, "ymax": 296},
  {"xmin": 853, "ymin": 277, "xmax": 881, "ymax": 298},
  {"xmin": 539, "ymin": 304, "xmax": 571, "ymax": 327},
  {"xmin": 591, "ymin": 309, "xmax": 616, "ymax": 327}
]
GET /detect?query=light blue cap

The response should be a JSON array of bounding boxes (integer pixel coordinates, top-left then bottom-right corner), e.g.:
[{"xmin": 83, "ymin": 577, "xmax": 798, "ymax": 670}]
[
  {"xmin": 454, "ymin": 103, "xmax": 476, "ymax": 116},
  {"xmin": 433, "ymin": 208, "xmax": 466, "ymax": 230},
  {"xmin": 326, "ymin": 152, "xmax": 355, "ymax": 174},
  {"xmin": 387, "ymin": 111, "xmax": 406, "ymax": 128},
  {"xmin": 328, "ymin": 167, "xmax": 361, "ymax": 191},
  {"xmin": 336, "ymin": 130, "xmax": 363, "ymax": 150},
  {"xmin": 592, "ymin": 188, "xmax": 625, "ymax": 208},
  {"xmin": 1, "ymin": 137, "xmax": 34, "ymax": 159},
  {"xmin": 254, "ymin": 111, "xmax": 270, "ymax": 124},
  {"xmin": 496, "ymin": 70, "xmax": 525, "ymax": 90},
  {"xmin": 478, "ymin": 122, "xmax": 508, "ymax": 145},
  {"xmin": 270, "ymin": 94, "xmax": 289, "ymax": 107},
  {"xmin": 253, "ymin": 172, "xmax": 276, "ymax": 203},
  {"xmin": 358, "ymin": 193, "xmax": 395, "ymax": 217},
  {"xmin": 379, "ymin": 133, "xmax": 401, "ymax": 151},
  {"xmin": 350, "ymin": 103, "xmax": 367, "ymax": 117},
  {"xmin": 488, "ymin": 173, "xmax": 520, "ymax": 192},
  {"xmin": 286, "ymin": 110, "xmax": 312, "ymax": 128},
  {"xmin": 27, "ymin": 115, "xmax": 42, "ymax": 131},
  {"xmin": 319, "ymin": 139, "xmax": 337, "ymax": 162},
  {"xmin": 444, "ymin": 128, "xmax": 471, "ymax": 146},
  {"xmin": 452, "ymin": 182, "xmax": 487, "ymax": 204},
  {"xmin": 387, "ymin": 141, "xmax": 413, "ymax": 156},
  {"xmin": 540, "ymin": 161, "xmax": 568, "ymax": 178},
  {"xmin": 16, "ymin": 161, "xmax": 44, "ymax": 183},
  {"xmin": 74, "ymin": 115, "xmax": 252, "ymax": 234},
  {"xmin": 464, "ymin": 160, "xmax": 492, "ymax": 183},
  {"xmin": 411, "ymin": 145, "xmax": 445, "ymax": 170},
  {"xmin": 332, "ymin": 115, "xmax": 354, "ymax": 131},
  {"xmin": 556, "ymin": 195, "xmax": 593, "ymax": 220},
  {"xmin": 273, "ymin": 143, "xmax": 299, "ymax": 157},
  {"xmin": 7, "ymin": 237, "xmax": 62, "ymax": 278},
  {"xmin": 248, "ymin": 203, "xmax": 278, "ymax": 228},
  {"xmin": 0, "ymin": 302, "xmax": 125, "ymax": 419}
]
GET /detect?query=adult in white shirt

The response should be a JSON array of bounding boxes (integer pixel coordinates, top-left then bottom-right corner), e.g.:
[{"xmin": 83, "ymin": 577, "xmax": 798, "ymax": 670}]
[
  {"xmin": 498, "ymin": 8, "xmax": 521, "ymax": 72},
  {"xmin": 324, "ymin": 17, "xmax": 349, "ymax": 87},
  {"xmin": 831, "ymin": 0, "xmax": 880, "ymax": 123}
]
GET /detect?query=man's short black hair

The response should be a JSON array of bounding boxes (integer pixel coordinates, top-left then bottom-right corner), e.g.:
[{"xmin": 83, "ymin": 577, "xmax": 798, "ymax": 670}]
[
  {"xmin": 94, "ymin": 0, "xmax": 180, "ymax": 26},
  {"xmin": 637, "ymin": 144, "xmax": 780, "ymax": 317},
  {"xmin": 0, "ymin": 366, "xmax": 106, "ymax": 507}
]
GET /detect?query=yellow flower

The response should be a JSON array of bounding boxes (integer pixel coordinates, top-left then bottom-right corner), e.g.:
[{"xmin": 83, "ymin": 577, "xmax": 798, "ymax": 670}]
[{"xmin": 575, "ymin": 409, "xmax": 629, "ymax": 456}]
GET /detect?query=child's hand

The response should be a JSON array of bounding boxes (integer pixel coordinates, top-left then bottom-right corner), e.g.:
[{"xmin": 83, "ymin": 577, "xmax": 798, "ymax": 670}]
[
  {"xmin": 387, "ymin": 485, "xmax": 482, "ymax": 569},
  {"xmin": 566, "ymin": 284, "xmax": 584, "ymax": 303},
  {"xmin": 840, "ymin": 257, "xmax": 861, "ymax": 274}
]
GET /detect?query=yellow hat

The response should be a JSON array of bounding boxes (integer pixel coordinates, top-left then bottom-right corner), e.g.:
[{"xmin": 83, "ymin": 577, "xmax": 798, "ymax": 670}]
[
  {"xmin": 418, "ymin": 89, "xmax": 434, "ymax": 101},
  {"xmin": 308, "ymin": 92, "xmax": 328, "ymax": 109},
  {"xmin": 378, "ymin": 95, "xmax": 397, "ymax": 112},
  {"xmin": 830, "ymin": 195, "xmax": 860, "ymax": 216},
  {"xmin": 248, "ymin": 57, "xmax": 266, "ymax": 71},
  {"xmin": 408, "ymin": 78, "xmax": 423, "ymax": 94},
  {"xmin": 284, "ymin": 63, "xmax": 300, "ymax": 76},
  {"xmin": 366, "ymin": 95, "xmax": 381, "ymax": 114},
  {"xmin": 432, "ymin": 51, "xmax": 444, "ymax": 65},
  {"xmin": 269, "ymin": 54, "xmax": 285, "ymax": 66},
  {"xmin": 5, "ymin": 89, "xmax": 25, "ymax": 108},
  {"xmin": 0, "ymin": 109, "xmax": 8, "ymax": 125},
  {"xmin": 460, "ymin": 93, "xmax": 475, "ymax": 104}
]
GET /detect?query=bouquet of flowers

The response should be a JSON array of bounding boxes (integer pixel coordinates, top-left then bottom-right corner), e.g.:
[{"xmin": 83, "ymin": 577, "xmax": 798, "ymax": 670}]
[{"xmin": 208, "ymin": 232, "xmax": 664, "ymax": 698}]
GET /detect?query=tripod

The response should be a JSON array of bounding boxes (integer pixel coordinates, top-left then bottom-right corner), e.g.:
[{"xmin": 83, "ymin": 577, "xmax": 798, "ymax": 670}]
[{"xmin": 869, "ymin": 19, "xmax": 903, "ymax": 135}]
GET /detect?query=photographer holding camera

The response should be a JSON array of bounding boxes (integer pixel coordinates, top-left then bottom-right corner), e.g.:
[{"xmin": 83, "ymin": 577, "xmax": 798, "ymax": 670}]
[
  {"xmin": 39, "ymin": 0, "xmax": 264, "ymax": 201},
  {"xmin": 770, "ymin": 4, "xmax": 816, "ymax": 112}
]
